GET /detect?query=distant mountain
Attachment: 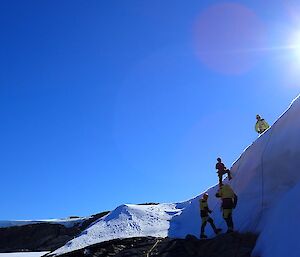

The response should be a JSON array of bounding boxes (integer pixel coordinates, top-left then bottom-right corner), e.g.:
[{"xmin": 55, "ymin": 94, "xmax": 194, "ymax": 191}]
[{"xmin": 0, "ymin": 212, "xmax": 108, "ymax": 252}]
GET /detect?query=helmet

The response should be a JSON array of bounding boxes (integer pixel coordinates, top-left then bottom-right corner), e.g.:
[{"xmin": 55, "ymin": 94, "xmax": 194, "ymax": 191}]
[
  {"xmin": 217, "ymin": 157, "xmax": 221, "ymax": 162},
  {"xmin": 203, "ymin": 193, "xmax": 209, "ymax": 199}
]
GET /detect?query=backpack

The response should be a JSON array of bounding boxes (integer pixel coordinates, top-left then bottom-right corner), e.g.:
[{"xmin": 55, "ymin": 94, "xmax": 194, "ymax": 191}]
[
  {"xmin": 233, "ymin": 194, "xmax": 238, "ymax": 208},
  {"xmin": 221, "ymin": 194, "xmax": 238, "ymax": 209}
]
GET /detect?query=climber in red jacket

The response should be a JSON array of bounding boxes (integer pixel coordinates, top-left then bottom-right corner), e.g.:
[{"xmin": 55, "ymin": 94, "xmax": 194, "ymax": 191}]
[{"xmin": 216, "ymin": 158, "xmax": 232, "ymax": 185}]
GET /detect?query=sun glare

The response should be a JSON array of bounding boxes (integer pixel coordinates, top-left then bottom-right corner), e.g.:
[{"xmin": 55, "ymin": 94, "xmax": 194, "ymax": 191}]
[{"xmin": 289, "ymin": 32, "xmax": 300, "ymax": 58}]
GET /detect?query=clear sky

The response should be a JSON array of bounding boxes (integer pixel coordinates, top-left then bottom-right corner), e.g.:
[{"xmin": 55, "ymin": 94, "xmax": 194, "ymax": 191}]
[{"xmin": 1, "ymin": 0, "xmax": 300, "ymax": 219}]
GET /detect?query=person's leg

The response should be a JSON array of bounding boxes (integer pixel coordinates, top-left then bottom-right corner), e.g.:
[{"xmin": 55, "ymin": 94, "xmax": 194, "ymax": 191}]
[
  {"xmin": 207, "ymin": 217, "xmax": 221, "ymax": 235},
  {"xmin": 200, "ymin": 217, "xmax": 208, "ymax": 238},
  {"xmin": 223, "ymin": 209, "xmax": 233, "ymax": 232},
  {"xmin": 227, "ymin": 214, "xmax": 233, "ymax": 231},
  {"xmin": 218, "ymin": 173, "xmax": 223, "ymax": 185},
  {"xmin": 226, "ymin": 169, "xmax": 232, "ymax": 180}
]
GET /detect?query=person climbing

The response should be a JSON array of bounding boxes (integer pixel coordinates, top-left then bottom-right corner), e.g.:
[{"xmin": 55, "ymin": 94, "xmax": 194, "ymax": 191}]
[
  {"xmin": 216, "ymin": 158, "xmax": 232, "ymax": 185},
  {"xmin": 255, "ymin": 114, "xmax": 270, "ymax": 134},
  {"xmin": 215, "ymin": 184, "xmax": 238, "ymax": 233},
  {"xmin": 199, "ymin": 193, "xmax": 222, "ymax": 239}
]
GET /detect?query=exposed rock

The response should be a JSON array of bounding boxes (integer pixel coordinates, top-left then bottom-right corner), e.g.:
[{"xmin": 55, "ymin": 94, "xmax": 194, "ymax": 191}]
[
  {"xmin": 0, "ymin": 211, "xmax": 109, "ymax": 252},
  {"xmin": 80, "ymin": 211, "xmax": 110, "ymax": 231},
  {"xmin": 52, "ymin": 232, "xmax": 257, "ymax": 257}
]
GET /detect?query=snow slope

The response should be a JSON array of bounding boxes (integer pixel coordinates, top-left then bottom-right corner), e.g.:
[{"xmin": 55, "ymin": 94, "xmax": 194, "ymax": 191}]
[{"xmin": 52, "ymin": 95, "xmax": 300, "ymax": 257}]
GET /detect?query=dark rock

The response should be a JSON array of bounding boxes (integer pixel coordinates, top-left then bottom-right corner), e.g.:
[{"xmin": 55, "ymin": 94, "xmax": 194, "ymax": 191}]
[
  {"xmin": 51, "ymin": 232, "xmax": 258, "ymax": 257},
  {"xmin": 0, "ymin": 211, "xmax": 109, "ymax": 252},
  {"xmin": 185, "ymin": 234, "xmax": 198, "ymax": 241}
]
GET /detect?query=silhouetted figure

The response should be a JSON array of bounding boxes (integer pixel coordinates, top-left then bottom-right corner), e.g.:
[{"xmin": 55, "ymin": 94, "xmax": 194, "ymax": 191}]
[
  {"xmin": 255, "ymin": 114, "xmax": 269, "ymax": 134},
  {"xmin": 216, "ymin": 184, "xmax": 238, "ymax": 233},
  {"xmin": 199, "ymin": 193, "xmax": 221, "ymax": 239},
  {"xmin": 216, "ymin": 158, "xmax": 232, "ymax": 185}
]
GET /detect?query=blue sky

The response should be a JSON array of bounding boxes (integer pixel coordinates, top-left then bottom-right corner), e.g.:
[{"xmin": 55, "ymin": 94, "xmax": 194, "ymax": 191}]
[{"xmin": 1, "ymin": 0, "xmax": 300, "ymax": 219}]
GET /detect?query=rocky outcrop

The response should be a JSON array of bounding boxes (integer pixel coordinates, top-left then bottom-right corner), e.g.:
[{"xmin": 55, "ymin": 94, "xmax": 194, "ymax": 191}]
[
  {"xmin": 0, "ymin": 223, "xmax": 80, "ymax": 252},
  {"xmin": 52, "ymin": 232, "xmax": 257, "ymax": 257},
  {"xmin": 0, "ymin": 211, "xmax": 109, "ymax": 252}
]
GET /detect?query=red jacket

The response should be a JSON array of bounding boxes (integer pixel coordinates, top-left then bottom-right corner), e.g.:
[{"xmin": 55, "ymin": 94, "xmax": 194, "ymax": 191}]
[{"xmin": 216, "ymin": 162, "xmax": 226, "ymax": 172}]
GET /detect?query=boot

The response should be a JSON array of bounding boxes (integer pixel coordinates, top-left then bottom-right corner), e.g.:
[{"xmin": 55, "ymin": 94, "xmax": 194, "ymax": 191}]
[
  {"xmin": 200, "ymin": 233, "xmax": 208, "ymax": 239},
  {"xmin": 214, "ymin": 228, "xmax": 222, "ymax": 235}
]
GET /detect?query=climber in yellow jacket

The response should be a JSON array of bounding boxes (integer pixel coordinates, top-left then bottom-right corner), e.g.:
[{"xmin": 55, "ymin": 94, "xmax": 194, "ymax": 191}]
[
  {"xmin": 215, "ymin": 184, "xmax": 238, "ymax": 233},
  {"xmin": 199, "ymin": 193, "xmax": 221, "ymax": 239},
  {"xmin": 255, "ymin": 114, "xmax": 270, "ymax": 134}
]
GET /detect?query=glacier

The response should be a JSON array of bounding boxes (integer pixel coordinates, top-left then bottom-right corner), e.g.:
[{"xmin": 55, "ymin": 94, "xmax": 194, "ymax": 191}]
[{"xmin": 52, "ymin": 95, "xmax": 300, "ymax": 257}]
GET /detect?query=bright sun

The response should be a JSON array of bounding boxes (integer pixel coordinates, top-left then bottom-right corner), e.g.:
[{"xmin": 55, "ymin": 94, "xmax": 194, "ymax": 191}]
[{"xmin": 288, "ymin": 32, "xmax": 300, "ymax": 56}]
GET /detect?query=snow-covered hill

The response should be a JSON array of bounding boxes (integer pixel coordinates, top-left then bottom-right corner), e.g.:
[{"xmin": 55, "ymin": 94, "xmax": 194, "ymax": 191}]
[
  {"xmin": 0, "ymin": 218, "xmax": 88, "ymax": 229},
  {"xmin": 0, "ymin": 253, "xmax": 49, "ymax": 257},
  {"xmin": 52, "ymin": 95, "xmax": 300, "ymax": 257}
]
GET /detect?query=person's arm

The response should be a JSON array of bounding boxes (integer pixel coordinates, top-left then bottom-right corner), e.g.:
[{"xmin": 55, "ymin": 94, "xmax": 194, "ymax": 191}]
[
  {"xmin": 200, "ymin": 200, "xmax": 208, "ymax": 210},
  {"xmin": 255, "ymin": 121, "xmax": 260, "ymax": 133},
  {"xmin": 222, "ymin": 163, "xmax": 226, "ymax": 171},
  {"xmin": 263, "ymin": 120, "xmax": 270, "ymax": 129},
  {"xmin": 200, "ymin": 200, "xmax": 211, "ymax": 214},
  {"xmin": 215, "ymin": 188, "xmax": 221, "ymax": 198}
]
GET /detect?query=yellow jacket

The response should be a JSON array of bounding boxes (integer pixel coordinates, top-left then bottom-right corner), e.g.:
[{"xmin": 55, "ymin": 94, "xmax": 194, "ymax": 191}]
[
  {"xmin": 216, "ymin": 184, "xmax": 237, "ymax": 209},
  {"xmin": 216, "ymin": 184, "xmax": 235, "ymax": 199},
  {"xmin": 199, "ymin": 199, "xmax": 211, "ymax": 217},
  {"xmin": 255, "ymin": 119, "xmax": 269, "ymax": 134}
]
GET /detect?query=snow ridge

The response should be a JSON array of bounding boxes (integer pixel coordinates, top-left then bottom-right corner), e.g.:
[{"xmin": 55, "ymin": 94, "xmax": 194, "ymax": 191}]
[{"xmin": 52, "ymin": 204, "xmax": 182, "ymax": 255}]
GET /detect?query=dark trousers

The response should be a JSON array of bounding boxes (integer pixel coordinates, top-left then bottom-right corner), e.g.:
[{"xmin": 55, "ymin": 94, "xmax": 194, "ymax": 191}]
[
  {"xmin": 223, "ymin": 211, "xmax": 234, "ymax": 231},
  {"xmin": 218, "ymin": 170, "xmax": 232, "ymax": 184},
  {"xmin": 201, "ymin": 217, "xmax": 217, "ymax": 234}
]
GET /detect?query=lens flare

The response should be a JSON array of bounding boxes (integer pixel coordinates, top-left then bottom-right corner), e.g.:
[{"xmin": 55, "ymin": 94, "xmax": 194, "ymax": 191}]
[{"xmin": 194, "ymin": 3, "xmax": 266, "ymax": 75}]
